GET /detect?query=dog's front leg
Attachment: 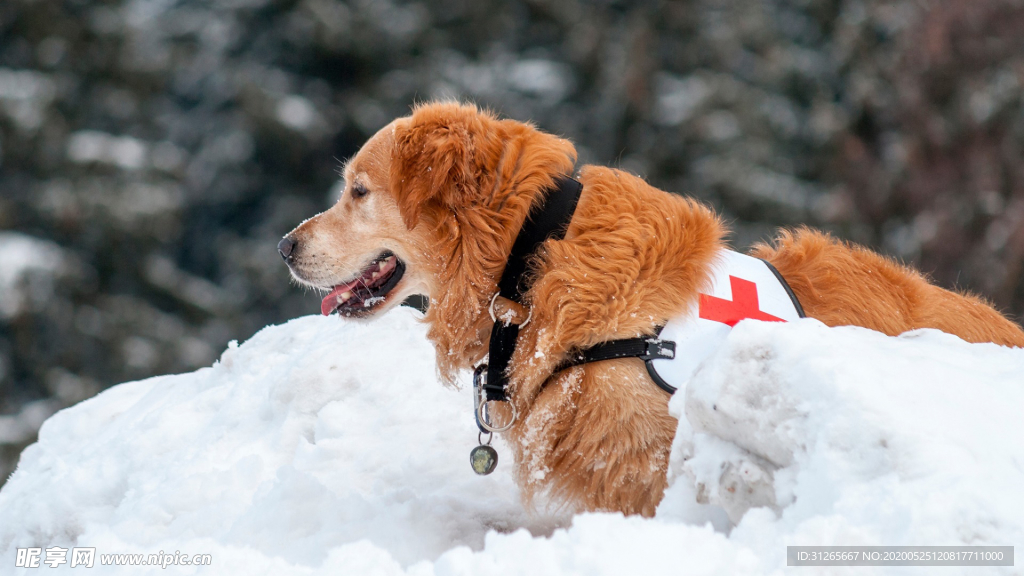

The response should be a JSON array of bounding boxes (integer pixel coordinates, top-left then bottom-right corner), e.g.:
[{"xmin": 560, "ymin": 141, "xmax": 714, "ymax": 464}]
[{"xmin": 508, "ymin": 358, "xmax": 678, "ymax": 517}]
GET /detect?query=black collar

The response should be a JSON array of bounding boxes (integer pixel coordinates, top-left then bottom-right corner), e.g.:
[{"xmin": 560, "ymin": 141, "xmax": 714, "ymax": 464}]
[{"xmin": 481, "ymin": 175, "xmax": 583, "ymax": 403}]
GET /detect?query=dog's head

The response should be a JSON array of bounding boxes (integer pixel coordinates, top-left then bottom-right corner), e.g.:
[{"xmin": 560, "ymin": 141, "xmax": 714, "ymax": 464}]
[
  {"xmin": 281, "ymin": 101, "xmax": 575, "ymax": 369},
  {"xmin": 279, "ymin": 114, "xmax": 425, "ymax": 319}
]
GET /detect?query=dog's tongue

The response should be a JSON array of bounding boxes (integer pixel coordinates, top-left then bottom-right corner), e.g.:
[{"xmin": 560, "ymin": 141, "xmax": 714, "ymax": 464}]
[
  {"xmin": 321, "ymin": 278, "xmax": 362, "ymax": 316},
  {"xmin": 319, "ymin": 256, "xmax": 399, "ymax": 316}
]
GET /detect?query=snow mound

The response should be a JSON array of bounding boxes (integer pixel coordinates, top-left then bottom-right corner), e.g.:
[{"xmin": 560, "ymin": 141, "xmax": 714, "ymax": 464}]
[
  {"xmin": 665, "ymin": 320, "xmax": 1024, "ymax": 571},
  {"xmin": 0, "ymin": 311, "xmax": 563, "ymax": 573},
  {"xmin": 1, "ymin": 309, "xmax": 1022, "ymax": 575}
]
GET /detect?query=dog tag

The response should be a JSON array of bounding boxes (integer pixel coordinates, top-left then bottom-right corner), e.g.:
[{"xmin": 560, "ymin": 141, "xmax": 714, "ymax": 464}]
[{"xmin": 470, "ymin": 444, "xmax": 498, "ymax": 475}]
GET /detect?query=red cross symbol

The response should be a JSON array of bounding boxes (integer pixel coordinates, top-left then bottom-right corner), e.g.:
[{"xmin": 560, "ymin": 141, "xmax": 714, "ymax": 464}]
[{"xmin": 699, "ymin": 276, "xmax": 784, "ymax": 327}]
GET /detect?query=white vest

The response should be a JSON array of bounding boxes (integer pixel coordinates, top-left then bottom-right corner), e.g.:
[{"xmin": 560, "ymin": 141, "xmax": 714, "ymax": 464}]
[{"xmin": 646, "ymin": 250, "xmax": 803, "ymax": 392}]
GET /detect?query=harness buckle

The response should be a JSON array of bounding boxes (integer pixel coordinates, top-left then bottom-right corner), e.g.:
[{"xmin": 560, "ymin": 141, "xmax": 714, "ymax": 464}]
[
  {"xmin": 473, "ymin": 364, "xmax": 517, "ymax": 433},
  {"xmin": 639, "ymin": 338, "xmax": 676, "ymax": 361}
]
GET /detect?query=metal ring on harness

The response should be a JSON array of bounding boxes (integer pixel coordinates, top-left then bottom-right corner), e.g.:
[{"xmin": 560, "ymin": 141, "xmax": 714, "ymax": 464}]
[
  {"xmin": 473, "ymin": 367, "xmax": 518, "ymax": 433},
  {"xmin": 489, "ymin": 293, "xmax": 531, "ymax": 328},
  {"xmin": 476, "ymin": 397, "xmax": 518, "ymax": 433}
]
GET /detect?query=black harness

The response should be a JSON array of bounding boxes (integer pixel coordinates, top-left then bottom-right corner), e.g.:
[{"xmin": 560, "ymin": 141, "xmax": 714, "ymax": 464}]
[
  {"xmin": 467, "ymin": 175, "xmax": 805, "ymax": 473},
  {"xmin": 473, "ymin": 176, "xmax": 676, "ymax": 434}
]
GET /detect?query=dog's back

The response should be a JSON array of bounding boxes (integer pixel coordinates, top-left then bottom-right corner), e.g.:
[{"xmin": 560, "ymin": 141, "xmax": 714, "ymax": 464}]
[{"xmin": 752, "ymin": 229, "xmax": 1024, "ymax": 347}]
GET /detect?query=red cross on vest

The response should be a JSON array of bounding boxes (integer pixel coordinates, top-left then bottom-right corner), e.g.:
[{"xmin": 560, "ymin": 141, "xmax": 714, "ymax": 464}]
[
  {"xmin": 698, "ymin": 276, "xmax": 784, "ymax": 327},
  {"xmin": 645, "ymin": 250, "xmax": 803, "ymax": 393}
]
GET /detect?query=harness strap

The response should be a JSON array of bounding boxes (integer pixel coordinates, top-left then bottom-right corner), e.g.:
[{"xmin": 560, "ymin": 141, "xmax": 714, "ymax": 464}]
[
  {"xmin": 484, "ymin": 176, "xmax": 583, "ymax": 402},
  {"xmin": 496, "ymin": 178, "xmax": 583, "ymax": 302},
  {"xmin": 556, "ymin": 337, "xmax": 676, "ymax": 371},
  {"xmin": 551, "ymin": 257, "xmax": 806, "ymax": 396},
  {"xmin": 551, "ymin": 335, "xmax": 679, "ymax": 395}
]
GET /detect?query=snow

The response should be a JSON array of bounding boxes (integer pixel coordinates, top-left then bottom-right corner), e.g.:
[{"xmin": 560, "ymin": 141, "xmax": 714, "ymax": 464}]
[
  {"xmin": 0, "ymin": 68, "xmax": 56, "ymax": 132},
  {"xmin": 507, "ymin": 60, "xmax": 574, "ymax": 102},
  {"xmin": 1, "ymin": 308, "xmax": 1022, "ymax": 574},
  {"xmin": 67, "ymin": 131, "xmax": 149, "ymax": 170},
  {"xmin": 276, "ymin": 95, "xmax": 319, "ymax": 132},
  {"xmin": 0, "ymin": 400, "xmax": 58, "ymax": 446},
  {"xmin": 0, "ymin": 232, "xmax": 69, "ymax": 320},
  {"xmin": 669, "ymin": 320, "xmax": 1024, "ymax": 568},
  {"xmin": 653, "ymin": 72, "xmax": 710, "ymax": 126}
]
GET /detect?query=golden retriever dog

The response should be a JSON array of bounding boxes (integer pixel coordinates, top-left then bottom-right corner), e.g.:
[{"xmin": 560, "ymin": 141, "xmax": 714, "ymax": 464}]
[{"xmin": 279, "ymin": 101, "xmax": 1024, "ymax": 517}]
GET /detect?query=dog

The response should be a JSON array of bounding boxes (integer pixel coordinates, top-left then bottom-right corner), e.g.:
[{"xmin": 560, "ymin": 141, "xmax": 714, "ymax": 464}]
[{"xmin": 279, "ymin": 101, "xmax": 1024, "ymax": 517}]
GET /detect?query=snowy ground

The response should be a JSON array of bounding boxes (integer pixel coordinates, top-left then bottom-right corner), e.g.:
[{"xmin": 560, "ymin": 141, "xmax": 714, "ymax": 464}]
[{"xmin": 0, "ymin": 307, "xmax": 1021, "ymax": 575}]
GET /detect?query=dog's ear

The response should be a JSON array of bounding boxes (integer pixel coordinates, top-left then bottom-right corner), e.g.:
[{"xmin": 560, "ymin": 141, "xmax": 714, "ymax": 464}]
[{"xmin": 389, "ymin": 102, "xmax": 487, "ymax": 229}]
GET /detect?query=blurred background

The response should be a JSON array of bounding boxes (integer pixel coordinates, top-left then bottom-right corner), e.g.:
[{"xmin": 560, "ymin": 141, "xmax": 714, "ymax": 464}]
[{"xmin": 2, "ymin": 0, "xmax": 1024, "ymax": 484}]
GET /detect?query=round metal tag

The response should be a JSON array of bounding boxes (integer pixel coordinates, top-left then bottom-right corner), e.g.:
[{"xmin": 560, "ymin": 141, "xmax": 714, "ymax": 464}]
[{"xmin": 470, "ymin": 444, "xmax": 498, "ymax": 475}]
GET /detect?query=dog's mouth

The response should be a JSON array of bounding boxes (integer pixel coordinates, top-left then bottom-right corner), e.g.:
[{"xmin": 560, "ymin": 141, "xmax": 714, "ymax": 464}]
[{"xmin": 320, "ymin": 251, "xmax": 406, "ymax": 317}]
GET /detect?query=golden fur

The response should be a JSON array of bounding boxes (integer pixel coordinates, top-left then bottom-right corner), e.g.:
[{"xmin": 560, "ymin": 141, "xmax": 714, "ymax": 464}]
[{"xmin": 284, "ymin": 102, "xmax": 1024, "ymax": 518}]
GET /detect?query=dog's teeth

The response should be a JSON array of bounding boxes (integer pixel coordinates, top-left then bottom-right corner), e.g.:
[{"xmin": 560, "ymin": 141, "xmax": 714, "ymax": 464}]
[
  {"xmin": 339, "ymin": 291, "xmax": 352, "ymax": 301},
  {"xmin": 372, "ymin": 272, "xmax": 380, "ymax": 279}
]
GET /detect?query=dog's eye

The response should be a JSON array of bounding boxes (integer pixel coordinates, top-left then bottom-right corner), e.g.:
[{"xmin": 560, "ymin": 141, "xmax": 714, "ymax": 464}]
[{"xmin": 351, "ymin": 185, "xmax": 370, "ymax": 199}]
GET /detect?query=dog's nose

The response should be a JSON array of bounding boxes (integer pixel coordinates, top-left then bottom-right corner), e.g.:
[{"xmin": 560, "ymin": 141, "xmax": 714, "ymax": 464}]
[{"xmin": 278, "ymin": 237, "xmax": 296, "ymax": 260}]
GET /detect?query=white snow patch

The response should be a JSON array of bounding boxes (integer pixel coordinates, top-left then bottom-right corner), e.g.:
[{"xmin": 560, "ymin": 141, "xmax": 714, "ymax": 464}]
[
  {"xmin": 0, "ymin": 68, "xmax": 56, "ymax": 131},
  {"xmin": 67, "ymin": 131, "xmax": 149, "ymax": 170},
  {"xmin": 276, "ymin": 95, "xmax": 319, "ymax": 132},
  {"xmin": 0, "ymin": 400, "xmax": 59, "ymax": 445},
  {"xmin": 507, "ymin": 60, "xmax": 573, "ymax": 102},
  {"xmin": 0, "ymin": 232, "xmax": 69, "ymax": 319},
  {"xmin": 1, "ymin": 311, "xmax": 1022, "ymax": 574},
  {"xmin": 653, "ymin": 72, "xmax": 710, "ymax": 126}
]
